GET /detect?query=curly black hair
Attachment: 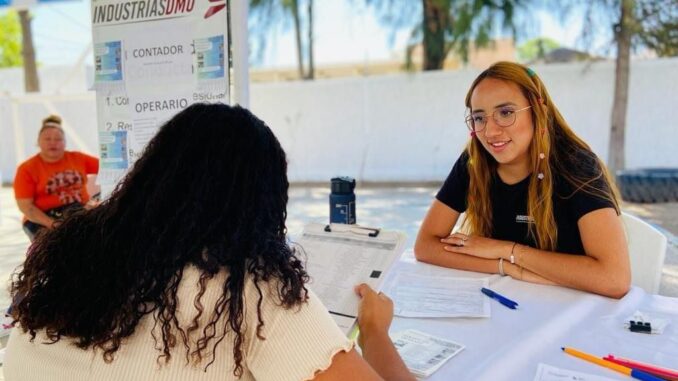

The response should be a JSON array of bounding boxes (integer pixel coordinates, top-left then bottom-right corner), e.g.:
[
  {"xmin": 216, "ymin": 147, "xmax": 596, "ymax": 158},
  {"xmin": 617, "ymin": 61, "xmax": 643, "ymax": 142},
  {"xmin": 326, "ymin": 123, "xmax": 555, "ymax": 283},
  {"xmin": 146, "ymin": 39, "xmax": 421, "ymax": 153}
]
[{"xmin": 11, "ymin": 103, "xmax": 309, "ymax": 376}]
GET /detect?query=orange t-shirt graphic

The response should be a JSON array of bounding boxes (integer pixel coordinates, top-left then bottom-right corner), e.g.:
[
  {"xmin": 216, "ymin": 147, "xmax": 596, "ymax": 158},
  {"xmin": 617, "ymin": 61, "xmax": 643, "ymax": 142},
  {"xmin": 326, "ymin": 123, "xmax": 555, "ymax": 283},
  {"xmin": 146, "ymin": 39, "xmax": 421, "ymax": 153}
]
[{"xmin": 14, "ymin": 152, "xmax": 99, "ymax": 212}]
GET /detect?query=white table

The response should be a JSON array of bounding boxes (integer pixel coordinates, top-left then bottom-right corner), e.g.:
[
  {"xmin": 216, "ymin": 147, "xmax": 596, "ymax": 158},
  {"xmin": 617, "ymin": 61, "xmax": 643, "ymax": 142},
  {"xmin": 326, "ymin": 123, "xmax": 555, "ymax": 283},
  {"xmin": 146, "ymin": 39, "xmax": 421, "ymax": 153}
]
[{"xmin": 382, "ymin": 252, "xmax": 678, "ymax": 380}]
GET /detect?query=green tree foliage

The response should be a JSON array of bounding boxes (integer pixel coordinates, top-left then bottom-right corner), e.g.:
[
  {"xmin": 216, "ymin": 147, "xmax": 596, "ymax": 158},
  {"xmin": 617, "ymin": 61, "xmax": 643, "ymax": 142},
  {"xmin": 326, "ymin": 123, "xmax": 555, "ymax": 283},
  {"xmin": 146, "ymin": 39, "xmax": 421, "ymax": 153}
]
[
  {"xmin": 0, "ymin": 10, "xmax": 23, "ymax": 68},
  {"xmin": 366, "ymin": 0, "xmax": 528, "ymax": 70},
  {"xmin": 517, "ymin": 37, "xmax": 560, "ymax": 62},
  {"xmin": 249, "ymin": 0, "xmax": 315, "ymax": 79},
  {"xmin": 559, "ymin": 0, "xmax": 677, "ymax": 58},
  {"xmin": 555, "ymin": 0, "xmax": 678, "ymax": 171},
  {"xmin": 633, "ymin": 0, "xmax": 678, "ymax": 57}
]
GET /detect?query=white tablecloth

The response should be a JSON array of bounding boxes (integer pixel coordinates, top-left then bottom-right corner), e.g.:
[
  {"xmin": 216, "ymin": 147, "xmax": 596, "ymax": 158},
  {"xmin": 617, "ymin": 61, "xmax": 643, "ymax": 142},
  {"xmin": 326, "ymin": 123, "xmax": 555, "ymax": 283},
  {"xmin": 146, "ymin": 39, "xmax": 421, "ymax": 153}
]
[{"xmin": 382, "ymin": 252, "xmax": 678, "ymax": 381}]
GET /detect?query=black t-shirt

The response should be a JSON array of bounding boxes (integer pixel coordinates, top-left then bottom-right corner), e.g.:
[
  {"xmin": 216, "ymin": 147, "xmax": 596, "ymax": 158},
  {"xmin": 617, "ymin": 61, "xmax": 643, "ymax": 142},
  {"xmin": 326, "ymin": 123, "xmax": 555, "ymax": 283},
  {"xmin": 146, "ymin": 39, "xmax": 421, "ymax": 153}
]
[{"xmin": 436, "ymin": 152, "xmax": 616, "ymax": 255}]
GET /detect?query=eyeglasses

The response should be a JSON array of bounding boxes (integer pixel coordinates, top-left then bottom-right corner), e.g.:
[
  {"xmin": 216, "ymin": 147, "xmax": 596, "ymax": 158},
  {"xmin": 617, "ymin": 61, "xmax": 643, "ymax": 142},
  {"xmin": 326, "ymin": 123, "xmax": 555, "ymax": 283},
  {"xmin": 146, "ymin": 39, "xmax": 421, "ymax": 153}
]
[{"xmin": 465, "ymin": 105, "xmax": 532, "ymax": 132}]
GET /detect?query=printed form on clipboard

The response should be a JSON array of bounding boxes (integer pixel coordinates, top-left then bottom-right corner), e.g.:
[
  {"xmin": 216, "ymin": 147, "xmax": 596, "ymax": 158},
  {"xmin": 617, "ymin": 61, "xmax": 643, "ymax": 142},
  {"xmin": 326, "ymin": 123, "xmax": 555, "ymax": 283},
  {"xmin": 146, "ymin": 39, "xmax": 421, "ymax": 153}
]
[{"xmin": 298, "ymin": 223, "xmax": 407, "ymax": 335}]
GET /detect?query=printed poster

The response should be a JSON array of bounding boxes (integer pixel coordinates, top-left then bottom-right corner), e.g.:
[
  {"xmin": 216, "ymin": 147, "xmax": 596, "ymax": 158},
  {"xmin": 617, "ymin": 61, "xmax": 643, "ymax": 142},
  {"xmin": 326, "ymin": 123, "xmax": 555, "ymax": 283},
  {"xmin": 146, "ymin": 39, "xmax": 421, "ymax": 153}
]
[{"xmin": 90, "ymin": 0, "xmax": 230, "ymax": 196}]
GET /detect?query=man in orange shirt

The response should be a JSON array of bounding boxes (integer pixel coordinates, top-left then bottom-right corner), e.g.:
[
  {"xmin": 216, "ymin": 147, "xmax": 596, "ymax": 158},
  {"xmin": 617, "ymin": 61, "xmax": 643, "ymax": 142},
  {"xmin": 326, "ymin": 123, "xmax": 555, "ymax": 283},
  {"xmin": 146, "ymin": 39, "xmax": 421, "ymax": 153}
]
[{"xmin": 13, "ymin": 115, "xmax": 99, "ymax": 241}]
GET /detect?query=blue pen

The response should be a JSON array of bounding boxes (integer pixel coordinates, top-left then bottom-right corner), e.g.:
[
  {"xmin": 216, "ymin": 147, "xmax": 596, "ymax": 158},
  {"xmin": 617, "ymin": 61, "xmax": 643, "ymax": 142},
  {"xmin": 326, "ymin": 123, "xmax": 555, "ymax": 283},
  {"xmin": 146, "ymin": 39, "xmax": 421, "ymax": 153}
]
[{"xmin": 481, "ymin": 287, "xmax": 518, "ymax": 309}]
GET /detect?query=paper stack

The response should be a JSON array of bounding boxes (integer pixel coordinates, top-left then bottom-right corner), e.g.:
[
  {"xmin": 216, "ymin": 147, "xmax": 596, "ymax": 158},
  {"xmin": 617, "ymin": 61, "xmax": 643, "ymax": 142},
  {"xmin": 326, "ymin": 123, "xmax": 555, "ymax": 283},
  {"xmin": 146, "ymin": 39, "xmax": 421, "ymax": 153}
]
[{"xmin": 391, "ymin": 329, "xmax": 464, "ymax": 378}]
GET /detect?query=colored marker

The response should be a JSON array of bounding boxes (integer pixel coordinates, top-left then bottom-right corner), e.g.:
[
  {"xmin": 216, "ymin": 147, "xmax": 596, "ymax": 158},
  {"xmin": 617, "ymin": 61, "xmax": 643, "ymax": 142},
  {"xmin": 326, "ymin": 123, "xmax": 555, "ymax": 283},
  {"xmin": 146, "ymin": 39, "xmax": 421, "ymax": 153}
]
[
  {"xmin": 604, "ymin": 355, "xmax": 678, "ymax": 381},
  {"xmin": 562, "ymin": 347, "xmax": 664, "ymax": 381}
]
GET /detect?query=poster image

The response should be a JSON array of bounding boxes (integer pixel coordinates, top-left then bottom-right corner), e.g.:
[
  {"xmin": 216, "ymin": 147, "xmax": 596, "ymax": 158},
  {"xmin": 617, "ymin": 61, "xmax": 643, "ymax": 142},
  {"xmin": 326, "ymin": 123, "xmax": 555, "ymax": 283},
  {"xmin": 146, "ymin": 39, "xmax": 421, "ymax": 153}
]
[
  {"xmin": 195, "ymin": 35, "xmax": 225, "ymax": 80},
  {"xmin": 99, "ymin": 130, "xmax": 128, "ymax": 169},
  {"xmin": 94, "ymin": 40, "xmax": 123, "ymax": 82}
]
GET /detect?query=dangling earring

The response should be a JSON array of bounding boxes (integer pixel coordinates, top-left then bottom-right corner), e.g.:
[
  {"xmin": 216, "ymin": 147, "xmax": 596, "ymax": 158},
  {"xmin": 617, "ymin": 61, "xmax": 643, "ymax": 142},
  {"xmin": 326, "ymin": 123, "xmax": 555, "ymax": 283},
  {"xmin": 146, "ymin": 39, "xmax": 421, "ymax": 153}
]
[{"xmin": 537, "ymin": 152, "xmax": 545, "ymax": 180}]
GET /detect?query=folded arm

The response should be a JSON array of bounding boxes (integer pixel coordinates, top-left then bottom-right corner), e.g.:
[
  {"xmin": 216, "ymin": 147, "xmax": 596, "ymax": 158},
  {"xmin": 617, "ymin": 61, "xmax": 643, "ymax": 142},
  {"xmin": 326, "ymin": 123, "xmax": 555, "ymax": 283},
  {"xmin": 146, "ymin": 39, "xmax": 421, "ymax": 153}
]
[
  {"xmin": 414, "ymin": 200, "xmax": 500, "ymax": 273},
  {"xmin": 415, "ymin": 201, "xmax": 630, "ymax": 298},
  {"xmin": 503, "ymin": 208, "xmax": 630, "ymax": 298}
]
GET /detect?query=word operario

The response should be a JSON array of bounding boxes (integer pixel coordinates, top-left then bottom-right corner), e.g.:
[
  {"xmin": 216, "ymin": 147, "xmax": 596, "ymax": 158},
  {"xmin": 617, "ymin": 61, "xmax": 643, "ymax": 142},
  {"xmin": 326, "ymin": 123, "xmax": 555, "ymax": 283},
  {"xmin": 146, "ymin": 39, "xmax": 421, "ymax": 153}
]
[{"xmin": 134, "ymin": 98, "xmax": 189, "ymax": 113}]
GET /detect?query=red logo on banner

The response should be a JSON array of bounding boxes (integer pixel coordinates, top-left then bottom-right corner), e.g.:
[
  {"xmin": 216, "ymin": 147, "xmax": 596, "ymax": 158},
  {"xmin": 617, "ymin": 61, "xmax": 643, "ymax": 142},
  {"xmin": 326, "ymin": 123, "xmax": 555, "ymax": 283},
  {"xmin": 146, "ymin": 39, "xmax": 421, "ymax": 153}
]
[{"xmin": 205, "ymin": 0, "xmax": 226, "ymax": 18}]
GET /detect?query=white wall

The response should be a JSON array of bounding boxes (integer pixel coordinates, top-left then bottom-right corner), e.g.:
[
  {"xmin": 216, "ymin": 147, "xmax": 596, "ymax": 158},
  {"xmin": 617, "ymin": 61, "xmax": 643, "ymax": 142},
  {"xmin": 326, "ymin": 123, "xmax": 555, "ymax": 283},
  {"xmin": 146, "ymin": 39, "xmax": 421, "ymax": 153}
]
[
  {"xmin": 250, "ymin": 71, "xmax": 470, "ymax": 181},
  {"xmin": 0, "ymin": 65, "xmax": 92, "ymax": 96},
  {"xmin": 250, "ymin": 58, "xmax": 678, "ymax": 182},
  {"xmin": 1, "ymin": 58, "xmax": 677, "ymax": 184}
]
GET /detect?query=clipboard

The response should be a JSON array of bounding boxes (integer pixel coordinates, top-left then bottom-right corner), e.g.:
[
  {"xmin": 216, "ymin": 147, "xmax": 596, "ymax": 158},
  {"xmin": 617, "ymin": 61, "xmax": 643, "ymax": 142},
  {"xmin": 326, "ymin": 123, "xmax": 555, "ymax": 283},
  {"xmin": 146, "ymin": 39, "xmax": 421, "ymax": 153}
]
[{"xmin": 298, "ymin": 222, "xmax": 407, "ymax": 336}]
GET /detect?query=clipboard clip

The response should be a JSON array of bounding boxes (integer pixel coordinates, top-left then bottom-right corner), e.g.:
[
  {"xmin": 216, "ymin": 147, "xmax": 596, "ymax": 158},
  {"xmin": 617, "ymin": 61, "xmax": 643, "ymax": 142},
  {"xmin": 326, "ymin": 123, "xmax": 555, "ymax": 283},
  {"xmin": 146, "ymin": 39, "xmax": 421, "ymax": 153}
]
[
  {"xmin": 629, "ymin": 320, "xmax": 652, "ymax": 333},
  {"xmin": 623, "ymin": 310, "xmax": 668, "ymax": 334},
  {"xmin": 324, "ymin": 224, "xmax": 381, "ymax": 237}
]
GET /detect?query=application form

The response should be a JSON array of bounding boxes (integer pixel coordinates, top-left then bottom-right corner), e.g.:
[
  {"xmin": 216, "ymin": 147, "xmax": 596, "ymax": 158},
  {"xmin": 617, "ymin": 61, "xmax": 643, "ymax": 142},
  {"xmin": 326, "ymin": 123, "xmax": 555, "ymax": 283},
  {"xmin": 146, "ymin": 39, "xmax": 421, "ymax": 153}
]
[
  {"xmin": 299, "ymin": 223, "xmax": 407, "ymax": 334},
  {"xmin": 389, "ymin": 272, "xmax": 491, "ymax": 318}
]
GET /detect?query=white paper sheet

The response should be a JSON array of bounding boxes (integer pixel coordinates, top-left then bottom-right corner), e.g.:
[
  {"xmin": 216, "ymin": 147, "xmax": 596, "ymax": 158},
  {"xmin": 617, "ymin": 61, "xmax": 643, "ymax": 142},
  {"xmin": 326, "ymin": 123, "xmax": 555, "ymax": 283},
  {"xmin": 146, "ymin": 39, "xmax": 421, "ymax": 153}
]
[
  {"xmin": 391, "ymin": 329, "xmax": 465, "ymax": 378},
  {"xmin": 390, "ymin": 272, "xmax": 491, "ymax": 318},
  {"xmin": 533, "ymin": 364, "xmax": 622, "ymax": 381},
  {"xmin": 299, "ymin": 223, "xmax": 407, "ymax": 334}
]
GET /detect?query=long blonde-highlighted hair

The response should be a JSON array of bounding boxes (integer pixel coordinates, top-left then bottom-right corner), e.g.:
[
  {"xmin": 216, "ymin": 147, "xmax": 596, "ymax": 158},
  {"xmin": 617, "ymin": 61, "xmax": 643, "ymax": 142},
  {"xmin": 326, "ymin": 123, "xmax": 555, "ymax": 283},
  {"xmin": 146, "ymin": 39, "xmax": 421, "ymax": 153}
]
[{"xmin": 462, "ymin": 61, "xmax": 620, "ymax": 251}]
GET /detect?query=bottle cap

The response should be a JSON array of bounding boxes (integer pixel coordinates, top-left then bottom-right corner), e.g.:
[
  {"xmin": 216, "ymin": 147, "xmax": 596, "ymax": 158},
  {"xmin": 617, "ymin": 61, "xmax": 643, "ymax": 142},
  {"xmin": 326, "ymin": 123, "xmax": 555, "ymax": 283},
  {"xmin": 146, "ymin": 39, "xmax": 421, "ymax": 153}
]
[{"xmin": 331, "ymin": 177, "xmax": 356, "ymax": 194}]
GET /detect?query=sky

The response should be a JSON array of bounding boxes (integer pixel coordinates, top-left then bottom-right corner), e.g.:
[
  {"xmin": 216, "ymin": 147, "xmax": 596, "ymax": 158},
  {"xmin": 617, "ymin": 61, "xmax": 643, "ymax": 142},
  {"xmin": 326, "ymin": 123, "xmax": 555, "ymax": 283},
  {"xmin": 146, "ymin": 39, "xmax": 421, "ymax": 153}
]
[{"xmin": 1, "ymin": 0, "xmax": 610, "ymax": 68}]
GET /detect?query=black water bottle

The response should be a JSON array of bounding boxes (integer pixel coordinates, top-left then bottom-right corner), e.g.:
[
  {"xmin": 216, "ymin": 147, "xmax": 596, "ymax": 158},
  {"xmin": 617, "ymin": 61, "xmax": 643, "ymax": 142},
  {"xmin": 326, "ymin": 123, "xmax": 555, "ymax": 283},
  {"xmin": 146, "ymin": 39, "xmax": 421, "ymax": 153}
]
[{"xmin": 329, "ymin": 177, "xmax": 356, "ymax": 224}]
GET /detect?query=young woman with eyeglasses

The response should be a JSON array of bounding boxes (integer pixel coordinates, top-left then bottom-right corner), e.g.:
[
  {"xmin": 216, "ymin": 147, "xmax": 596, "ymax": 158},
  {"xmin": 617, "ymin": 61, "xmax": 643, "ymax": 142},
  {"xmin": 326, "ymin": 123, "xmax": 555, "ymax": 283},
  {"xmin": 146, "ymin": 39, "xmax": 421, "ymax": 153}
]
[{"xmin": 414, "ymin": 61, "xmax": 631, "ymax": 299}]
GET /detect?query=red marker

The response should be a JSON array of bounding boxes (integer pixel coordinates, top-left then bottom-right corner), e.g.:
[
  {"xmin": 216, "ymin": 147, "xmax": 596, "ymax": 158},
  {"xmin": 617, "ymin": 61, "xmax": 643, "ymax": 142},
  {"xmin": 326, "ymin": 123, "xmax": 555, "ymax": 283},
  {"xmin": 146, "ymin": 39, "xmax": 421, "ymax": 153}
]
[{"xmin": 604, "ymin": 355, "xmax": 678, "ymax": 381}]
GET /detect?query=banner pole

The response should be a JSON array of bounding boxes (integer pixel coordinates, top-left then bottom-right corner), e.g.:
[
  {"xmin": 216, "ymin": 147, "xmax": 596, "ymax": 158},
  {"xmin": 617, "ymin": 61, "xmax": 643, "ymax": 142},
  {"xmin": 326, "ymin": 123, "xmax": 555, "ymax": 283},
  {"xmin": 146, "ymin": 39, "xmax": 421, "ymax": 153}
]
[{"xmin": 230, "ymin": 0, "xmax": 250, "ymax": 108}]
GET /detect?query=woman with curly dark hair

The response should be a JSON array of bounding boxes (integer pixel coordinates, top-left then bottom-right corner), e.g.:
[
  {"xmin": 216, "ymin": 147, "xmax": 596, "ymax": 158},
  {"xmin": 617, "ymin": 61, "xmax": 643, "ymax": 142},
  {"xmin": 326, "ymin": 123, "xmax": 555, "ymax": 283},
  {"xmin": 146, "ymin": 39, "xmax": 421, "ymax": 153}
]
[{"xmin": 4, "ymin": 104, "xmax": 414, "ymax": 381}]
